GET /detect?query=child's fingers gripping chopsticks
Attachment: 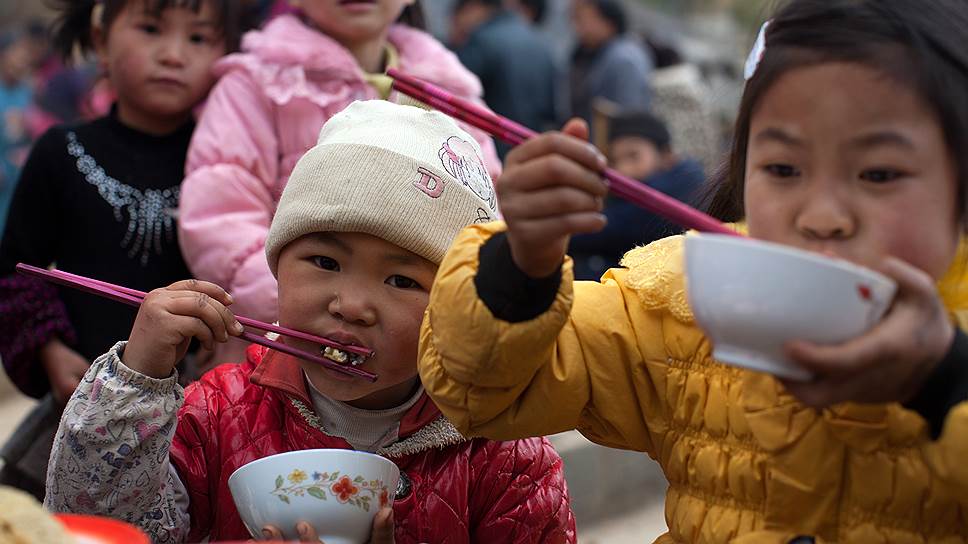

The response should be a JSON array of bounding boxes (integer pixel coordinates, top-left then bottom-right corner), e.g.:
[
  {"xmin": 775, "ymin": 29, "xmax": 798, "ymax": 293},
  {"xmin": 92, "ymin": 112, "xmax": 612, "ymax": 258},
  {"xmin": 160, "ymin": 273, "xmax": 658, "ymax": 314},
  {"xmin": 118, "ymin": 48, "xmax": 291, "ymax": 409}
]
[
  {"xmin": 16, "ymin": 263, "xmax": 377, "ymax": 381},
  {"xmin": 503, "ymin": 119, "xmax": 607, "ymax": 181},
  {"xmin": 162, "ymin": 279, "xmax": 243, "ymax": 344},
  {"xmin": 124, "ymin": 279, "xmax": 243, "ymax": 379},
  {"xmin": 499, "ymin": 119, "xmax": 609, "ymax": 278}
]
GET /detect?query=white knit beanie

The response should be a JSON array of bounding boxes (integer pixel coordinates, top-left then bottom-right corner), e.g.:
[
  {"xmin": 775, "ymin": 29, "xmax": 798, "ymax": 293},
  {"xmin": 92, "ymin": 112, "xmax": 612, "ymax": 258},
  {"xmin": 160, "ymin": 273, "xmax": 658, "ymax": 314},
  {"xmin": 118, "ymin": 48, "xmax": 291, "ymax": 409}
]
[{"xmin": 265, "ymin": 100, "xmax": 497, "ymax": 275}]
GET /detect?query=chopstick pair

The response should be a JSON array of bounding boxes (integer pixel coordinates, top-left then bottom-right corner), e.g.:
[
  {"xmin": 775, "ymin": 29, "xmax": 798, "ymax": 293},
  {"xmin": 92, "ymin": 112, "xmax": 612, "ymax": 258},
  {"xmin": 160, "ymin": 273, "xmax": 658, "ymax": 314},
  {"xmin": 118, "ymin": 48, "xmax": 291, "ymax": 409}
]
[
  {"xmin": 388, "ymin": 69, "xmax": 739, "ymax": 237},
  {"xmin": 15, "ymin": 264, "xmax": 378, "ymax": 382}
]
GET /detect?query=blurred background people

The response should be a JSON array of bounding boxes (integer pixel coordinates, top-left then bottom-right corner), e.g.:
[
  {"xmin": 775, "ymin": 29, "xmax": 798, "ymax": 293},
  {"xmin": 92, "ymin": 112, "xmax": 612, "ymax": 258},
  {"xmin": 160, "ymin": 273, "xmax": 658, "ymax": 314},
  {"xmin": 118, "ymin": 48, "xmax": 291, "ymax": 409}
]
[
  {"xmin": 645, "ymin": 36, "xmax": 720, "ymax": 172},
  {"xmin": 569, "ymin": 0, "xmax": 652, "ymax": 134},
  {"xmin": 0, "ymin": 31, "xmax": 33, "ymax": 234},
  {"xmin": 451, "ymin": 0, "xmax": 558, "ymax": 157}
]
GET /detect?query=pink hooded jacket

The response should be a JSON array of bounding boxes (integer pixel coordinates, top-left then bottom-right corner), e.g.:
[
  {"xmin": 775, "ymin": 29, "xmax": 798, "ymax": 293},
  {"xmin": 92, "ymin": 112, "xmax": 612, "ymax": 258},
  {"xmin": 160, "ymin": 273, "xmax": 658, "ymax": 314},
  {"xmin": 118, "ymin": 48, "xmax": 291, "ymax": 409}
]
[{"xmin": 178, "ymin": 15, "xmax": 501, "ymax": 325}]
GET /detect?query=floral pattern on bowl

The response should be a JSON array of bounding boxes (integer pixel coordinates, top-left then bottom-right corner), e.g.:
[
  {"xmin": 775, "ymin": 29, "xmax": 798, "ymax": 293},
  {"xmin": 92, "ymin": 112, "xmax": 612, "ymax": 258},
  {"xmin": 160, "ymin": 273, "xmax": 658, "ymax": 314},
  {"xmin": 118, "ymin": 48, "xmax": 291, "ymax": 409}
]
[{"xmin": 271, "ymin": 469, "xmax": 390, "ymax": 512}]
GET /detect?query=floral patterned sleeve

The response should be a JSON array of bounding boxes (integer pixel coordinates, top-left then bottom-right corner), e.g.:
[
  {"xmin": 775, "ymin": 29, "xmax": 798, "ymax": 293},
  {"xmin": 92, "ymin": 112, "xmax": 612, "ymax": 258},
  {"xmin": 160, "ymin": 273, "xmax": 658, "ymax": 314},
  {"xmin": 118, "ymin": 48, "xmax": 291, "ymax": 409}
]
[{"xmin": 44, "ymin": 341, "xmax": 192, "ymax": 543}]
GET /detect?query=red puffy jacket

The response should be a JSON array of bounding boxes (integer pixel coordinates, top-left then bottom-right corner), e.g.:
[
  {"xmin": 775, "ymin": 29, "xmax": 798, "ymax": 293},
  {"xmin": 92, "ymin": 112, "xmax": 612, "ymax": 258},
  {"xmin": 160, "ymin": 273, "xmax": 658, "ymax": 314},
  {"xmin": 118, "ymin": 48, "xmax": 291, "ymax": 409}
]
[{"xmin": 169, "ymin": 346, "xmax": 576, "ymax": 543}]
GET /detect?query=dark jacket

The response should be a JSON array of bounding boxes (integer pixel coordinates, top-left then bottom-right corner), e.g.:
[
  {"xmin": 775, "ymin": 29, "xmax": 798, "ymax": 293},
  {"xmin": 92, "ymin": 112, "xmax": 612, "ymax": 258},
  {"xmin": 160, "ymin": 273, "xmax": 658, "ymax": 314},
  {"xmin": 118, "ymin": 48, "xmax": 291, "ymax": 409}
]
[
  {"xmin": 570, "ymin": 36, "xmax": 653, "ymax": 126},
  {"xmin": 569, "ymin": 158, "xmax": 705, "ymax": 280},
  {"xmin": 456, "ymin": 10, "xmax": 558, "ymax": 156}
]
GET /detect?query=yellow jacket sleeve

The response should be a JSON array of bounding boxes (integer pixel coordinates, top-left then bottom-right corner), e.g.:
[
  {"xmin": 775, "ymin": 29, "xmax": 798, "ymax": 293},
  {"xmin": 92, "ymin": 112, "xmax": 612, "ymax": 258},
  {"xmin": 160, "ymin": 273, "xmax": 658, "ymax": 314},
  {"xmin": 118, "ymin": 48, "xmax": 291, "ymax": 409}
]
[
  {"xmin": 922, "ymin": 402, "xmax": 968, "ymax": 501},
  {"xmin": 917, "ymin": 308, "xmax": 968, "ymax": 500},
  {"xmin": 419, "ymin": 223, "xmax": 697, "ymax": 455}
]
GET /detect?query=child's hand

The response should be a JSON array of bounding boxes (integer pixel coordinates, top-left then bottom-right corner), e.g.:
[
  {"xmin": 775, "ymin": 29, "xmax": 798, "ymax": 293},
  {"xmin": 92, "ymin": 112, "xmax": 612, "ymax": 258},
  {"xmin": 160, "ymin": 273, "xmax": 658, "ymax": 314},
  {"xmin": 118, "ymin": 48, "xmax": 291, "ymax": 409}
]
[
  {"xmin": 783, "ymin": 257, "xmax": 955, "ymax": 408},
  {"xmin": 122, "ymin": 279, "xmax": 242, "ymax": 379},
  {"xmin": 40, "ymin": 338, "xmax": 90, "ymax": 404},
  {"xmin": 498, "ymin": 118, "xmax": 609, "ymax": 278},
  {"xmin": 260, "ymin": 507, "xmax": 394, "ymax": 543}
]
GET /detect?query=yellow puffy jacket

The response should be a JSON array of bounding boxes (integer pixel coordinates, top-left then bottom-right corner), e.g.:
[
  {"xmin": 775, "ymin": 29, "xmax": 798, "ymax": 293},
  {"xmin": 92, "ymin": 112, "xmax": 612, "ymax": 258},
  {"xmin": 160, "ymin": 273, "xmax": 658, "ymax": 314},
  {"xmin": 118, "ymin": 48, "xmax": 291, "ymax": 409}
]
[{"xmin": 419, "ymin": 222, "xmax": 968, "ymax": 544}]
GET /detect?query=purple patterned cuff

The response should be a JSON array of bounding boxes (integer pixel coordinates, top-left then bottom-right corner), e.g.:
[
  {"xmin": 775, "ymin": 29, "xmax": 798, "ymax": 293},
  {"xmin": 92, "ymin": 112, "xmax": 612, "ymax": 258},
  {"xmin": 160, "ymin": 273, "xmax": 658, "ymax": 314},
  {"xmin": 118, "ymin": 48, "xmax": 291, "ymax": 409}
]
[{"xmin": 0, "ymin": 273, "xmax": 76, "ymax": 398}]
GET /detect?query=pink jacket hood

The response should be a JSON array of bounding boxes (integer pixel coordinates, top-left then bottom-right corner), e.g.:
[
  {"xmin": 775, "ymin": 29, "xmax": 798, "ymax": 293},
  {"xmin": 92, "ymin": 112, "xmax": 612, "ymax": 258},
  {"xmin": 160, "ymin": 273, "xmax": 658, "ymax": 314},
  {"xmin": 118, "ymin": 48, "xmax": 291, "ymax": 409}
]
[{"xmin": 217, "ymin": 15, "xmax": 484, "ymax": 109}]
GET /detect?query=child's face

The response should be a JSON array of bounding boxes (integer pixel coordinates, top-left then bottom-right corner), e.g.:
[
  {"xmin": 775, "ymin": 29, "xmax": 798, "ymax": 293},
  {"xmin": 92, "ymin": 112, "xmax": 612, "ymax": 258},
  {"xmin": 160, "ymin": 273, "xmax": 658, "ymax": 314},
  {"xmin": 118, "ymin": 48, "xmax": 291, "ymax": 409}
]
[
  {"xmin": 744, "ymin": 62, "xmax": 960, "ymax": 280},
  {"xmin": 297, "ymin": 0, "xmax": 415, "ymax": 45},
  {"xmin": 610, "ymin": 136, "xmax": 663, "ymax": 181},
  {"xmin": 276, "ymin": 231, "xmax": 438, "ymax": 410},
  {"xmin": 97, "ymin": 0, "xmax": 227, "ymax": 132}
]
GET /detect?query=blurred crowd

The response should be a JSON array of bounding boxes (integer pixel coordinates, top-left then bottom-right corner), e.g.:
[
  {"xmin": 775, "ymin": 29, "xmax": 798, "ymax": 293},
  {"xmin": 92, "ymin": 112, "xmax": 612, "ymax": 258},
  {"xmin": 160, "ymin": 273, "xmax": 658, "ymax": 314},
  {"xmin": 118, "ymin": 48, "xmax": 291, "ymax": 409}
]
[
  {"xmin": 0, "ymin": 21, "xmax": 101, "ymax": 233},
  {"xmin": 0, "ymin": 0, "xmax": 726, "ymax": 280},
  {"xmin": 449, "ymin": 0, "xmax": 720, "ymax": 279}
]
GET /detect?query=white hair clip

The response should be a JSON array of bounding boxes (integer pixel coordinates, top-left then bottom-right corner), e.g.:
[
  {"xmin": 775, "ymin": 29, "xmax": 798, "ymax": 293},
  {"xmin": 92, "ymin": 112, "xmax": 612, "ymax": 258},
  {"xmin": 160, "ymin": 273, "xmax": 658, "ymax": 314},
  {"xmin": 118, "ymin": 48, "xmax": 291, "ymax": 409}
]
[
  {"xmin": 91, "ymin": 2, "xmax": 105, "ymax": 30},
  {"xmin": 744, "ymin": 21, "xmax": 770, "ymax": 81}
]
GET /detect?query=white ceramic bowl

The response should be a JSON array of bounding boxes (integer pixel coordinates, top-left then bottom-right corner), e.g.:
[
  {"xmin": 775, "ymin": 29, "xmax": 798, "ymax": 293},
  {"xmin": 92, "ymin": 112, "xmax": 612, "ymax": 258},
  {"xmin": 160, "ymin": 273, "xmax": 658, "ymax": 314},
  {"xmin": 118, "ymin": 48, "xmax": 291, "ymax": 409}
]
[
  {"xmin": 684, "ymin": 234, "xmax": 897, "ymax": 381},
  {"xmin": 228, "ymin": 449, "xmax": 400, "ymax": 544}
]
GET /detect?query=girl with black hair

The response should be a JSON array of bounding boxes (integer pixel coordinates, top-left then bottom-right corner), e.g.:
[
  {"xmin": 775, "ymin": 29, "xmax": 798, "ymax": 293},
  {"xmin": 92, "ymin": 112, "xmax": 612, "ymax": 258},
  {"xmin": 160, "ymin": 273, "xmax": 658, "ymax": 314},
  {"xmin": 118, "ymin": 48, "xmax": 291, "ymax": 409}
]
[
  {"xmin": 0, "ymin": 0, "xmax": 254, "ymax": 499},
  {"xmin": 421, "ymin": 0, "xmax": 968, "ymax": 541}
]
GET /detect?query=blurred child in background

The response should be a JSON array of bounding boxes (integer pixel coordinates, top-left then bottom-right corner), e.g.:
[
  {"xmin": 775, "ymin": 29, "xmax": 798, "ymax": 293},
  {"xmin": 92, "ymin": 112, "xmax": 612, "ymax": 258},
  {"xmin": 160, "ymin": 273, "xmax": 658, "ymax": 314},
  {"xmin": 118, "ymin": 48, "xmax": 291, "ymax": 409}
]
[
  {"xmin": 569, "ymin": 111, "xmax": 704, "ymax": 279},
  {"xmin": 0, "ymin": 0, "xmax": 255, "ymax": 499}
]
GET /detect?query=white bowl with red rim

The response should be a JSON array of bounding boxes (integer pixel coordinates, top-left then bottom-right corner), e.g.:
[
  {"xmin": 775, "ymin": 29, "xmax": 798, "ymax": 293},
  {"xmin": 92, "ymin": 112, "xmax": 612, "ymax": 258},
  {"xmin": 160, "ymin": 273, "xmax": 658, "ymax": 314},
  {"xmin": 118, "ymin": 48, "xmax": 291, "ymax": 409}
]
[
  {"xmin": 684, "ymin": 233, "xmax": 897, "ymax": 381},
  {"xmin": 228, "ymin": 449, "xmax": 400, "ymax": 544}
]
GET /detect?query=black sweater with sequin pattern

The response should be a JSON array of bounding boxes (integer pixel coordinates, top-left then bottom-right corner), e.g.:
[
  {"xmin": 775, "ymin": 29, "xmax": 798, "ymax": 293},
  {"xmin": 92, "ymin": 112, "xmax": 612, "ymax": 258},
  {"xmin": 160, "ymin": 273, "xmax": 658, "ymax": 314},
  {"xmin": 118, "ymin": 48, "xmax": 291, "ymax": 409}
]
[{"xmin": 0, "ymin": 110, "xmax": 193, "ymax": 374}]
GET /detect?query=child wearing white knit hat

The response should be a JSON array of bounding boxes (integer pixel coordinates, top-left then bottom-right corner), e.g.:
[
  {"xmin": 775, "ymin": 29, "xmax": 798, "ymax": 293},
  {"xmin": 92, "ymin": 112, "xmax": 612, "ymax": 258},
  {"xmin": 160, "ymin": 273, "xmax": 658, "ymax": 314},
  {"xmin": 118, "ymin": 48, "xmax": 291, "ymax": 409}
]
[
  {"xmin": 265, "ymin": 99, "xmax": 498, "ymax": 272},
  {"xmin": 45, "ymin": 101, "xmax": 576, "ymax": 543}
]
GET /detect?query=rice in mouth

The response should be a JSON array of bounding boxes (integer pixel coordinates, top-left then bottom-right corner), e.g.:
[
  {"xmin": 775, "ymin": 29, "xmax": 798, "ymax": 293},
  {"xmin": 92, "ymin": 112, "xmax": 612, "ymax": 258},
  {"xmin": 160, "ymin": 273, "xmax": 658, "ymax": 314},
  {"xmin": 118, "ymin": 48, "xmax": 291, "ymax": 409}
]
[{"xmin": 321, "ymin": 346, "xmax": 366, "ymax": 366}]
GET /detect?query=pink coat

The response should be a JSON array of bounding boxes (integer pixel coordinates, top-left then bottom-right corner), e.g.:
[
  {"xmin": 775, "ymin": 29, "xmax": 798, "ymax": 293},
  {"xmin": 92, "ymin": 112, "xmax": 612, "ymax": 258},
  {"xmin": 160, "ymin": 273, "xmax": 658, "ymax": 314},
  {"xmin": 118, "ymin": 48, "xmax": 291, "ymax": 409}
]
[{"xmin": 179, "ymin": 16, "xmax": 501, "ymax": 324}]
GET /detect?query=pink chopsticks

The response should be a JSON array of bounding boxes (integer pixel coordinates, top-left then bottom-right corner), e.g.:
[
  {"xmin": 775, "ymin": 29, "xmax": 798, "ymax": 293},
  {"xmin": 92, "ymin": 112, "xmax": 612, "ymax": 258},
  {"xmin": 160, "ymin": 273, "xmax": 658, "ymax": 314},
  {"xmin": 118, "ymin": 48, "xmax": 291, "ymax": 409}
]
[
  {"xmin": 388, "ymin": 69, "xmax": 739, "ymax": 237},
  {"xmin": 16, "ymin": 264, "xmax": 378, "ymax": 382}
]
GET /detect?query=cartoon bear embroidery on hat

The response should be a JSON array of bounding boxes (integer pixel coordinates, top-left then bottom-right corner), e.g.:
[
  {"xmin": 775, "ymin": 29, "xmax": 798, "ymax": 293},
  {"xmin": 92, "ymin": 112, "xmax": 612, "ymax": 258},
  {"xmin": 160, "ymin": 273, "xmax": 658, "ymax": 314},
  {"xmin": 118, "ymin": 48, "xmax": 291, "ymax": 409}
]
[{"xmin": 439, "ymin": 136, "xmax": 496, "ymax": 211}]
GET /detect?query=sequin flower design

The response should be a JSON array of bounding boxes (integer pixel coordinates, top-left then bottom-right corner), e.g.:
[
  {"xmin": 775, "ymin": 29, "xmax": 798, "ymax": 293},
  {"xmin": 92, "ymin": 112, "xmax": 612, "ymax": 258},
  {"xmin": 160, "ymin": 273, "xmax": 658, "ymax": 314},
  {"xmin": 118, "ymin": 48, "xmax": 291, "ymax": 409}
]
[{"xmin": 66, "ymin": 131, "xmax": 180, "ymax": 266}]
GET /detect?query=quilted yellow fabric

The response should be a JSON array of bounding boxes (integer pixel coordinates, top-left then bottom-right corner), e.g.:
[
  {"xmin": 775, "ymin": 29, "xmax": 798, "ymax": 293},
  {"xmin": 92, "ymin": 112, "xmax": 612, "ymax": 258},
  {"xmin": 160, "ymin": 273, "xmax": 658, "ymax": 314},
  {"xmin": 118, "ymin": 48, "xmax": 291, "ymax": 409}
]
[{"xmin": 419, "ymin": 222, "xmax": 968, "ymax": 543}]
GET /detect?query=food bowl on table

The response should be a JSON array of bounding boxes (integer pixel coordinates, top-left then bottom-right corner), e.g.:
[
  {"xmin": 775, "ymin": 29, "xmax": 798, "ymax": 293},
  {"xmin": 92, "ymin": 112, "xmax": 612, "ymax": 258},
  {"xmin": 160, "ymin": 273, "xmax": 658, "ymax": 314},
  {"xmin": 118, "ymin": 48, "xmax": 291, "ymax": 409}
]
[
  {"xmin": 229, "ymin": 449, "xmax": 400, "ymax": 544},
  {"xmin": 684, "ymin": 233, "xmax": 897, "ymax": 381}
]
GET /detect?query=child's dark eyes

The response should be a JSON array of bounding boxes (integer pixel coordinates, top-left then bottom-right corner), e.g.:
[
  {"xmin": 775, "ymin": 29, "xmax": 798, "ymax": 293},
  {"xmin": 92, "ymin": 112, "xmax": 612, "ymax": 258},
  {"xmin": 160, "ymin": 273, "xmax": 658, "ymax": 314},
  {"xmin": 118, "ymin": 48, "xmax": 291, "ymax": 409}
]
[
  {"xmin": 309, "ymin": 257, "xmax": 423, "ymax": 289},
  {"xmin": 189, "ymin": 33, "xmax": 211, "ymax": 44},
  {"xmin": 860, "ymin": 169, "xmax": 905, "ymax": 183},
  {"xmin": 312, "ymin": 256, "xmax": 339, "ymax": 271},
  {"xmin": 763, "ymin": 164, "xmax": 800, "ymax": 178},
  {"xmin": 386, "ymin": 275, "xmax": 422, "ymax": 290},
  {"xmin": 138, "ymin": 23, "xmax": 161, "ymax": 35}
]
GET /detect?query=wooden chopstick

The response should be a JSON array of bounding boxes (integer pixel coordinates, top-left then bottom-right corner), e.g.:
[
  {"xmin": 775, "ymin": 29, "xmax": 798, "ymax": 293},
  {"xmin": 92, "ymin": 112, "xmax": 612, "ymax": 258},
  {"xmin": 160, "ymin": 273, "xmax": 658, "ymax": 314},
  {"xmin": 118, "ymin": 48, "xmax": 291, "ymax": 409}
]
[
  {"xmin": 388, "ymin": 69, "xmax": 739, "ymax": 237},
  {"xmin": 15, "ymin": 264, "xmax": 378, "ymax": 382}
]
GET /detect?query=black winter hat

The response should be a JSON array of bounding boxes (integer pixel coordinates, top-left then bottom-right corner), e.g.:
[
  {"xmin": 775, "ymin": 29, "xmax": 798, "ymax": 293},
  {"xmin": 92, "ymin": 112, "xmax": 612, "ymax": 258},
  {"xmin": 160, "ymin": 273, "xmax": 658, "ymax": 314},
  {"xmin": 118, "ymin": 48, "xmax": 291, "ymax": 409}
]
[
  {"xmin": 586, "ymin": 0, "xmax": 628, "ymax": 35},
  {"xmin": 608, "ymin": 111, "xmax": 671, "ymax": 151}
]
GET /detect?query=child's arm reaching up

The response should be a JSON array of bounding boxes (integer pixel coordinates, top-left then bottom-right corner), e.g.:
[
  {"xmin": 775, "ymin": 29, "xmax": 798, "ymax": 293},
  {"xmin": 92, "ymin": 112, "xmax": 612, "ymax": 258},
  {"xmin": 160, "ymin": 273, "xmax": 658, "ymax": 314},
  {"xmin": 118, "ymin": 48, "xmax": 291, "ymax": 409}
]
[
  {"xmin": 494, "ymin": 120, "xmax": 609, "ymax": 280},
  {"xmin": 45, "ymin": 280, "xmax": 241, "ymax": 542},
  {"xmin": 420, "ymin": 120, "xmax": 673, "ymax": 453}
]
